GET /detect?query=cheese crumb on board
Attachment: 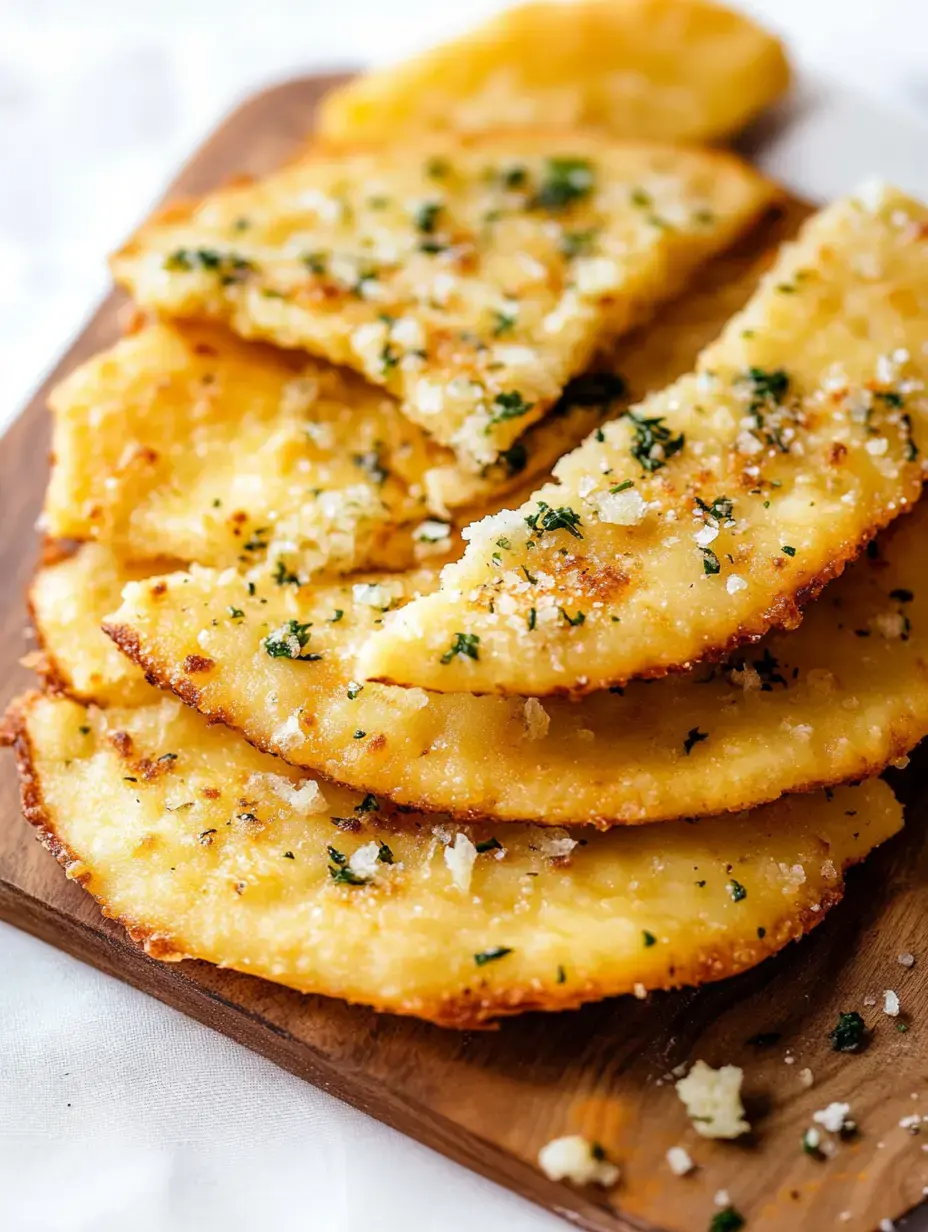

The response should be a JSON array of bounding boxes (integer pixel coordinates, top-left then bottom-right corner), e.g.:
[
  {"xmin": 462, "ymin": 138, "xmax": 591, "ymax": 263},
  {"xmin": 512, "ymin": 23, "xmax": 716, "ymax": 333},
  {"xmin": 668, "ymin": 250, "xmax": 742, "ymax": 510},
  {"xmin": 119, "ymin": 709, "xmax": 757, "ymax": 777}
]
[{"xmin": 675, "ymin": 1060, "xmax": 749, "ymax": 1139}]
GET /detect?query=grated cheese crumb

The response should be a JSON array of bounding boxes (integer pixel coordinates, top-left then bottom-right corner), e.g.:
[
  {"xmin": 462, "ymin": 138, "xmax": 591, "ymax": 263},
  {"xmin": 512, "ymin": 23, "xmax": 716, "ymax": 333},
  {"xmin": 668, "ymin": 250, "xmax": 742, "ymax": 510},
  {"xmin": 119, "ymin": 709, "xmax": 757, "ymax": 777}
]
[
  {"xmin": 883, "ymin": 989, "xmax": 901, "ymax": 1017},
  {"xmin": 726, "ymin": 574, "xmax": 748, "ymax": 595},
  {"xmin": 349, "ymin": 841, "xmax": 382, "ymax": 880},
  {"xmin": 813, "ymin": 1101, "xmax": 852, "ymax": 1134},
  {"xmin": 444, "ymin": 831, "xmax": 478, "ymax": 893},
  {"xmin": 666, "ymin": 1146, "xmax": 695, "ymax": 1176},
  {"xmin": 675, "ymin": 1060, "xmax": 749, "ymax": 1139},
  {"xmin": 594, "ymin": 486, "xmax": 648, "ymax": 526},
  {"xmin": 898, "ymin": 953, "xmax": 916, "ymax": 968},
  {"xmin": 537, "ymin": 1136, "xmax": 620, "ymax": 1187}
]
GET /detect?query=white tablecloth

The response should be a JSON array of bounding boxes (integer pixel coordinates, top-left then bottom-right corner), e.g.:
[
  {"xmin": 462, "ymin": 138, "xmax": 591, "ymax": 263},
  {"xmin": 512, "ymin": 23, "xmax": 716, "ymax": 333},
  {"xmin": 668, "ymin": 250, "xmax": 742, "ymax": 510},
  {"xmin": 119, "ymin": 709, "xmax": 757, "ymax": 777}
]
[{"xmin": 3, "ymin": 3, "xmax": 928, "ymax": 1229}]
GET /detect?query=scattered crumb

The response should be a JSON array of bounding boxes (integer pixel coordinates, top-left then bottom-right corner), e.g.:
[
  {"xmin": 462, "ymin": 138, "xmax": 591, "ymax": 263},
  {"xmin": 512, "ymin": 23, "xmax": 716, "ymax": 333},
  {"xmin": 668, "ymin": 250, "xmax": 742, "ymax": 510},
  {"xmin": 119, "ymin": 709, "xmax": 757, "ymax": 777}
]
[
  {"xmin": 537, "ymin": 1136, "xmax": 620, "ymax": 1187},
  {"xmin": 714, "ymin": 1189, "xmax": 731, "ymax": 1207},
  {"xmin": 883, "ymin": 990, "xmax": 901, "ymax": 1017},
  {"xmin": 812, "ymin": 1102, "xmax": 853, "ymax": 1134},
  {"xmin": 898, "ymin": 953, "xmax": 916, "ymax": 968},
  {"xmin": 666, "ymin": 1146, "xmax": 694, "ymax": 1177},
  {"xmin": 676, "ymin": 1061, "xmax": 749, "ymax": 1139},
  {"xmin": 798, "ymin": 1068, "xmax": 814, "ymax": 1089}
]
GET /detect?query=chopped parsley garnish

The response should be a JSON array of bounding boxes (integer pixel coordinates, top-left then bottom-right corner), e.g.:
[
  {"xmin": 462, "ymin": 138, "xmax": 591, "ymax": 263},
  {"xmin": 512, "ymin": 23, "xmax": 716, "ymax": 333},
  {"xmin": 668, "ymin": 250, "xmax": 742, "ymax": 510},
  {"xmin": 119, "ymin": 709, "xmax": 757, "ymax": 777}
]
[
  {"xmin": 521, "ymin": 565, "xmax": 538, "ymax": 584},
  {"xmin": 353, "ymin": 729, "xmax": 366, "ymax": 739},
  {"xmin": 560, "ymin": 228, "xmax": 598, "ymax": 258},
  {"xmin": 556, "ymin": 965, "xmax": 566, "ymax": 984},
  {"xmin": 283, "ymin": 851, "xmax": 295, "ymax": 860},
  {"xmin": 303, "ymin": 251, "xmax": 328, "ymax": 275},
  {"xmin": 611, "ymin": 479, "xmax": 634, "ymax": 494},
  {"xmin": 441, "ymin": 632, "xmax": 480, "ymax": 664},
  {"xmin": 353, "ymin": 447, "xmax": 388, "ymax": 485},
  {"xmin": 642, "ymin": 930, "xmax": 656, "ymax": 947},
  {"xmin": 695, "ymin": 495, "xmax": 734, "ymax": 523},
  {"xmin": 802, "ymin": 1128, "xmax": 824, "ymax": 1158},
  {"xmin": 273, "ymin": 559, "xmax": 301, "ymax": 586},
  {"xmin": 158, "ymin": 752, "xmax": 177, "ymax": 762},
  {"xmin": 492, "ymin": 310, "xmax": 517, "ymax": 337},
  {"xmin": 709, "ymin": 1208, "xmax": 745, "ymax": 1232},
  {"xmin": 781, "ymin": 545, "xmax": 797, "ymax": 557},
  {"xmin": 425, "ymin": 157, "xmax": 450, "ymax": 179},
  {"xmin": 414, "ymin": 201, "xmax": 442, "ymax": 234},
  {"xmin": 700, "ymin": 547, "xmax": 721, "ymax": 575},
  {"xmin": 524, "ymin": 500, "xmax": 584, "ymax": 539},
  {"xmin": 476, "ymin": 837, "xmax": 502, "ymax": 853},
  {"xmin": 488, "ymin": 390, "xmax": 535, "ymax": 425},
  {"xmin": 327, "ymin": 846, "xmax": 368, "ymax": 886},
  {"xmin": 355, "ymin": 794, "xmax": 379, "ymax": 814},
  {"xmin": 727, "ymin": 879, "xmax": 747, "ymax": 902},
  {"xmin": 227, "ymin": 606, "xmax": 245, "ymax": 620},
  {"xmin": 346, "ymin": 681, "xmax": 363, "ymax": 700},
  {"xmin": 744, "ymin": 366, "xmax": 790, "ymax": 405},
  {"xmin": 499, "ymin": 164, "xmax": 528, "ymax": 190},
  {"xmin": 527, "ymin": 607, "xmax": 537, "ymax": 631},
  {"xmin": 559, "ymin": 607, "xmax": 586, "ymax": 627},
  {"xmin": 164, "ymin": 248, "xmax": 254, "ymax": 282},
  {"xmin": 474, "ymin": 946, "xmax": 513, "ymax": 966},
  {"xmin": 377, "ymin": 841, "xmax": 394, "ymax": 865},
  {"xmin": 628, "ymin": 411, "xmax": 685, "ymax": 473},
  {"xmin": 263, "ymin": 620, "xmax": 320, "ymax": 661},
  {"xmin": 329, "ymin": 609, "xmax": 344, "ymax": 623},
  {"xmin": 531, "ymin": 157, "xmax": 595, "ymax": 211},
  {"xmin": 890, "ymin": 588, "xmax": 914, "ymax": 603},
  {"xmin": 499, "ymin": 442, "xmax": 528, "ymax": 475},
  {"xmin": 829, "ymin": 1010, "xmax": 868, "ymax": 1052},
  {"xmin": 684, "ymin": 727, "xmax": 708, "ymax": 754}
]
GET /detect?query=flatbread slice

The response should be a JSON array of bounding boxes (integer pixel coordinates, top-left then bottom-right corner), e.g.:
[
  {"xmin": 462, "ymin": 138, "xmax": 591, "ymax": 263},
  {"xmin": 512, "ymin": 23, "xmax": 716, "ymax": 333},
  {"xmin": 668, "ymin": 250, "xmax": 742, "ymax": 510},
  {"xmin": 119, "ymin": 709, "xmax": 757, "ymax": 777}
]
[
  {"xmin": 358, "ymin": 186, "xmax": 928, "ymax": 696},
  {"xmin": 94, "ymin": 502, "xmax": 928, "ymax": 826},
  {"xmin": 318, "ymin": 0, "xmax": 790, "ymax": 146},
  {"xmin": 4, "ymin": 691, "xmax": 900, "ymax": 1026},
  {"xmin": 112, "ymin": 131, "xmax": 775, "ymax": 468}
]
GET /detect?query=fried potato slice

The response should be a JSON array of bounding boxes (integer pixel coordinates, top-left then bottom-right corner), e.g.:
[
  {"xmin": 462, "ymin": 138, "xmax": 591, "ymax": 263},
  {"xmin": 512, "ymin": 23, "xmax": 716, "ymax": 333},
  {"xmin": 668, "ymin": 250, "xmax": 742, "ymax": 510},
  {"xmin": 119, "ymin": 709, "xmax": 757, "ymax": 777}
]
[
  {"xmin": 44, "ymin": 321, "xmax": 462, "ymax": 577},
  {"xmin": 29, "ymin": 545, "xmax": 162, "ymax": 708},
  {"xmin": 111, "ymin": 131, "xmax": 774, "ymax": 469},
  {"xmin": 317, "ymin": 0, "xmax": 790, "ymax": 147},
  {"xmin": 358, "ymin": 186, "xmax": 928, "ymax": 697},
  {"xmin": 55, "ymin": 205, "xmax": 805, "ymax": 577},
  {"xmin": 93, "ymin": 500, "xmax": 928, "ymax": 827},
  {"xmin": 5, "ymin": 691, "xmax": 900, "ymax": 1026}
]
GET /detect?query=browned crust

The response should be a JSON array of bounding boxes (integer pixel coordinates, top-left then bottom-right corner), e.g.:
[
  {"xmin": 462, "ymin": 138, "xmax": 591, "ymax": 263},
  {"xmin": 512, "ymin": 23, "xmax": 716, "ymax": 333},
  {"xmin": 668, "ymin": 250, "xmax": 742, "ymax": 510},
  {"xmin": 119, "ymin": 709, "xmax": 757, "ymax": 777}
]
[
  {"xmin": 367, "ymin": 492, "xmax": 924, "ymax": 699},
  {"xmin": 3, "ymin": 693, "xmax": 882, "ymax": 1028},
  {"xmin": 100, "ymin": 617, "xmax": 928, "ymax": 831}
]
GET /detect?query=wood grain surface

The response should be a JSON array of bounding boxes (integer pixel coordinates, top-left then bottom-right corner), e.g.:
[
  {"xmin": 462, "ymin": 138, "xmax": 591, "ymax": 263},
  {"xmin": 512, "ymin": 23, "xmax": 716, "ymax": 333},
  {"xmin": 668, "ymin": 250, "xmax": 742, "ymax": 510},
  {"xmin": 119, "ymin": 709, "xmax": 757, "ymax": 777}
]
[{"xmin": 3, "ymin": 73, "xmax": 928, "ymax": 1232}]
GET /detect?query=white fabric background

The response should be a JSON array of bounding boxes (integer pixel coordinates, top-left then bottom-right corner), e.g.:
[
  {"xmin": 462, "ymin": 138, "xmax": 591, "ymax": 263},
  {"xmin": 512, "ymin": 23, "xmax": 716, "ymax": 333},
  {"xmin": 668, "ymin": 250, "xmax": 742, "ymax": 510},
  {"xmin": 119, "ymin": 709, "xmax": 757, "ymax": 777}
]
[{"xmin": 2, "ymin": 3, "xmax": 928, "ymax": 1229}]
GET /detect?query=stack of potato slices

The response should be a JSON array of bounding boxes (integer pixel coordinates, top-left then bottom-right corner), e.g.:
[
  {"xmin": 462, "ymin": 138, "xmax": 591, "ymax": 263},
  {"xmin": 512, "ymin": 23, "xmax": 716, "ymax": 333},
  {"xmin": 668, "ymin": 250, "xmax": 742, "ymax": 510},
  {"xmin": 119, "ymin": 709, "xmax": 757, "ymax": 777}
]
[{"xmin": 6, "ymin": 0, "xmax": 925, "ymax": 1037}]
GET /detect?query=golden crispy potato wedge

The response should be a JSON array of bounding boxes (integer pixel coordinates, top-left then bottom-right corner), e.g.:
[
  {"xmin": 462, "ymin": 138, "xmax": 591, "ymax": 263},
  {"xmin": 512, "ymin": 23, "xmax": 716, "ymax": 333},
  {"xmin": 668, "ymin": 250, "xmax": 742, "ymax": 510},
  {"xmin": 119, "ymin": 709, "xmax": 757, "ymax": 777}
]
[
  {"xmin": 112, "ymin": 131, "xmax": 774, "ymax": 468},
  {"xmin": 318, "ymin": 0, "xmax": 790, "ymax": 147},
  {"xmin": 29, "ymin": 545, "xmax": 163, "ymax": 708},
  {"xmin": 358, "ymin": 187, "xmax": 928, "ymax": 696},
  {"xmin": 5, "ymin": 691, "xmax": 900, "ymax": 1026},
  {"xmin": 87, "ymin": 501, "xmax": 928, "ymax": 827}
]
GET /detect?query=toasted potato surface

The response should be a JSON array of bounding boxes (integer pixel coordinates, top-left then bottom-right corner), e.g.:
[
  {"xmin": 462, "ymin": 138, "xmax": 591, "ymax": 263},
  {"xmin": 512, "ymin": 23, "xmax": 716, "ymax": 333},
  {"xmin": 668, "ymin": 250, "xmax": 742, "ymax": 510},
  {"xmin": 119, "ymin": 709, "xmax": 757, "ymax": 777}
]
[
  {"xmin": 6, "ymin": 692, "xmax": 900, "ymax": 1026},
  {"xmin": 86, "ymin": 500, "xmax": 928, "ymax": 826},
  {"xmin": 358, "ymin": 187, "xmax": 928, "ymax": 696},
  {"xmin": 112, "ymin": 132, "xmax": 774, "ymax": 468},
  {"xmin": 318, "ymin": 0, "xmax": 790, "ymax": 146}
]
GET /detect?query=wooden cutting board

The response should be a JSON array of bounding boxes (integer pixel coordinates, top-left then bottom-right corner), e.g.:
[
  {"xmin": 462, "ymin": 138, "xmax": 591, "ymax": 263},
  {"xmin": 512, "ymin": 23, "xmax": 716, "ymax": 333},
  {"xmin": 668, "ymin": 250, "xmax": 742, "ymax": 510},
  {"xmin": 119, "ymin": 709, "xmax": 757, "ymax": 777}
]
[{"xmin": 3, "ymin": 73, "xmax": 928, "ymax": 1232}]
